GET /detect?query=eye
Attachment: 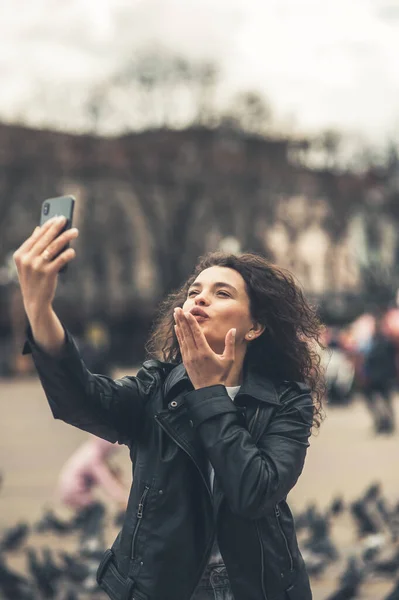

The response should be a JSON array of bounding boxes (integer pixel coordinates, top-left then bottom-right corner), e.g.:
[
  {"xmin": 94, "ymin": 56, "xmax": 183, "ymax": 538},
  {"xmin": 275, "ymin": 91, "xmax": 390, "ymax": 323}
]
[
  {"xmin": 217, "ymin": 291, "xmax": 230, "ymax": 297},
  {"xmin": 188, "ymin": 290, "xmax": 198, "ymax": 297}
]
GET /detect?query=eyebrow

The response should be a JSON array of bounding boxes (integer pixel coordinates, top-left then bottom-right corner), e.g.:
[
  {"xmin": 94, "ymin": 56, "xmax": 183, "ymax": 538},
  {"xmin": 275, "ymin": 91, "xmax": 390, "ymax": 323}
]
[{"xmin": 189, "ymin": 281, "xmax": 238, "ymax": 293}]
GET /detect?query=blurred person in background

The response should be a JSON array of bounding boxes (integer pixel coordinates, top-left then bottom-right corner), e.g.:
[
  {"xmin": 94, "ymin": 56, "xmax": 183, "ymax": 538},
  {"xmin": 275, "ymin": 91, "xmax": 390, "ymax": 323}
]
[
  {"xmin": 14, "ymin": 216, "xmax": 325, "ymax": 600},
  {"xmin": 340, "ymin": 312, "xmax": 376, "ymax": 390},
  {"xmin": 321, "ymin": 327, "xmax": 355, "ymax": 406},
  {"xmin": 362, "ymin": 315, "xmax": 397, "ymax": 434},
  {"xmin": 57, "ymin": 437, "xmax": 128, "ymax": 509}
]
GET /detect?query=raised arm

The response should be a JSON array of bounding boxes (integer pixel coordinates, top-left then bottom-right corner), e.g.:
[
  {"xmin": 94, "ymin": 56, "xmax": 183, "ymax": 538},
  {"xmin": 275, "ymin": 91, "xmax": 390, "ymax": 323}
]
[
  {"xmin": 13, "ymin": 217, "xmax": 155, "ymax": 445},
  {"xmin": 13, "ymin": 216, "xmax": 78, "ymax": 355}
]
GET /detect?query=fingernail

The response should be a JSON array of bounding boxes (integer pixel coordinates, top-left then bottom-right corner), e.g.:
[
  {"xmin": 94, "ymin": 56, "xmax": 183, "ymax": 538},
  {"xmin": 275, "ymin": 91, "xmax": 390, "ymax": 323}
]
[
  {"xmin": 232, "ymin": 328, "xmax": 236, "ymax": 337},
  {"xmin": 57, "ymin": 215, "xmax": 66, "ymax": 223}
]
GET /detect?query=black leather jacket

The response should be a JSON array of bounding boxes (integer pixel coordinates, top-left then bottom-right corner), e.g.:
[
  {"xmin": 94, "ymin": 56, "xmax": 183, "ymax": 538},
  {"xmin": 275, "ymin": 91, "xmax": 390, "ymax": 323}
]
[{"xmin": 25, "ymin": 328, "xmax": 313, "ymax": 600}]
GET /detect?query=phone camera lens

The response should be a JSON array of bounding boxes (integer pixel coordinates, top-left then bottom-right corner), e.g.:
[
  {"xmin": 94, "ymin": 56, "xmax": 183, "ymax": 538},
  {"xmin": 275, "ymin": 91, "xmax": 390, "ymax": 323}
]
[{"xmin": 43, "ymin": 203, "xmax": 50, "ymax": 216}]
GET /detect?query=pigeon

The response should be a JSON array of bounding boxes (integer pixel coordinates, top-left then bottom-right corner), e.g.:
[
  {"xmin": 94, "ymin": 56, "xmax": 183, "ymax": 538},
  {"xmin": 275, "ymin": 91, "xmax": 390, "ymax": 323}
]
[
  {"xmin": 0, "ymin": 522, "xmax": 30, "ymax": 551},
  {"xmin": 362, "ymin": 545, "xmax": 381, "ymax": 563},
  {"xmin": 376, "ymin": 497, "xmax": 392, "ymax": 524},
  {"xmin": 350, "ymin": 500, "xmax": 380, "ymax": 537},
  {"xmin": 26, "ymin": 546, "xmax": 58, "ymax": 598},
  {"xmin": 328, "ymin": 496, "xmax": 345, "ymax": 517},
  {"xmin": 60, "ymin": 550, "xmax": 91, "ymax": 584},
  {"xmin": 301, "ymin": 550, "xmax": 329, "ymax": 577},
  {"xmin": 295, "ymin": 504, "xmax": 317, "ymax": 532},
  {"xmin": 0, "ymin": 554, "xmax": 34, "ymax": 600},
  {"xmin": 41, "ymin": 547, "xmax": 64, "ymax": 584},
  {"xmin": 74, "ymin": 501, "xmax": 106, "ymax": 556},
  {"xmin": 303, "ymin": 507, "xmax": 339, "ymax": 562},
  {"xmin": 363, "ymin": 483, "xmax": 381, "ymax": 503},
  {"xmin": 375, "ymin": 497, "xmax": 399, "ymax": 542},
  {"xmin": 325, "ymin": 556, "xmax": 365, "ymax": 600},
  {"xmin": 35, "ymin": 510, "xmax": 74, "ymax": 535},
  {"xmin": 372, "ymin": 548, "xmax": 399, "ymax": 576},
  {"xmin": 73, "ymin": 501, "xmax": 106, "ymax": 536}
]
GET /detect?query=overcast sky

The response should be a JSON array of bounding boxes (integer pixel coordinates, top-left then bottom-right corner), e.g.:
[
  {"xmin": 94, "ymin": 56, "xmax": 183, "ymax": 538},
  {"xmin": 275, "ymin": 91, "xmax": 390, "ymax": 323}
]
[{"xmin": 2, "ymin": 0, "xmax": 399, "ymax": 143}]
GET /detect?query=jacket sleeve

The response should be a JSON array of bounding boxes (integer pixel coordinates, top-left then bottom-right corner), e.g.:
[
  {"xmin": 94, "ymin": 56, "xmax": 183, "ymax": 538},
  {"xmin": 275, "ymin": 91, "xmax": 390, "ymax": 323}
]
[
  {"xmin": 24, "ymin": 326, "xmax": 157, "ymax": 446},
  {"xmin": 184, "ymin": 384, "xmax": 313, "ymax": 519}
]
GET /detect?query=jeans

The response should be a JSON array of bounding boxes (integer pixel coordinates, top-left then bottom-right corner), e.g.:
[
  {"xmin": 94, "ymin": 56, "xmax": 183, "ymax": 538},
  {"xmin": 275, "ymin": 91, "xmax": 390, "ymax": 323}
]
[{"xmin": 190, "ymin": 564, "xmax": 234, "ymax": 600}]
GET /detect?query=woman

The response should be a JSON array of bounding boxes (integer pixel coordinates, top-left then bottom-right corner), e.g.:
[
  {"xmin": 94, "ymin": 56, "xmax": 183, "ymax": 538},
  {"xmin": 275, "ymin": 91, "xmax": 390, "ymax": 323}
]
[{"xmin": 14, "ymin": 216, "xmax": 325, "ymax": 600}]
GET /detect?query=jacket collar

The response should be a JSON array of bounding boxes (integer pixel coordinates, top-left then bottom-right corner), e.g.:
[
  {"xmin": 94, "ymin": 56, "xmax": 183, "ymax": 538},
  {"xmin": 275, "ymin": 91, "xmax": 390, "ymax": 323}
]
[{"xmin": 163, "ymin": 361, "xmax": 280, "ymax": 405}]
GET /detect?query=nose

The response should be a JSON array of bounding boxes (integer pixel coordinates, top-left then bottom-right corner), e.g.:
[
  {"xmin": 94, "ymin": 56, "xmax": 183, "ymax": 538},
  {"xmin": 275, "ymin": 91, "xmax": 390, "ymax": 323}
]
[{"xmin": 194, "ymin": 291, "xmax": 210, "ymax": 306}]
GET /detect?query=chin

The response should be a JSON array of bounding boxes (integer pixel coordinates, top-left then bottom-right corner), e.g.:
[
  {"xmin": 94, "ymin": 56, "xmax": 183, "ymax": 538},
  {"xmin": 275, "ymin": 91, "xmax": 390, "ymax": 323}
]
[{"xmin": 204, "ymin": 334, "xmax": 224, "ymax": 353}]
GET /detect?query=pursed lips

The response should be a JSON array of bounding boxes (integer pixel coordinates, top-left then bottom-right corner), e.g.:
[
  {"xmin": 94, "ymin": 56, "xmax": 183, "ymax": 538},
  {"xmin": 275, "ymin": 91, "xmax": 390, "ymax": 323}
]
[{"xmin": 189, "ymin": 307, "xmax": 209, "ymax": 320}]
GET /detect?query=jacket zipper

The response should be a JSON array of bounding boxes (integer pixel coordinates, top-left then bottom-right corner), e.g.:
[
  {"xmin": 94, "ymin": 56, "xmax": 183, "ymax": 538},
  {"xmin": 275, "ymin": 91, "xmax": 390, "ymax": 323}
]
[
  {"xmin": 131, "ymin": 485, "xmax": 150, "ymax": 559},
  {"xmin": 154, "ymin": 415, "xmax": 215, "ymax": 600},
  {"xmin": 275, "ymin": 505, "xmax": 294, "ymax": 571},
  {"xmin": 255, "ymin": 522, "xmax": 268, "ymax": 599}
]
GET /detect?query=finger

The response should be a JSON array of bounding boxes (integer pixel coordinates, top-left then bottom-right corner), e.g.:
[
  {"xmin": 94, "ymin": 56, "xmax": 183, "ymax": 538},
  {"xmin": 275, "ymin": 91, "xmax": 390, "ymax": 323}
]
[
  {"xmin": 14, "ymin": 225, "xmax": 43, "ymax": 256},
  {"xmin": 185, "ymin": 313, "xmax": 211, "ymax": 352},
  {"xmin": 29, "ymin": 216, "xmax": 68, "ymax": 257},
  {"xmin": 40, "ymin": 228, "xmax": 79, "ymax": 263},
  {"xmin": 40, "ymin": 215, "xmax": 66, "ymax": 232},
  {"xmin": 174, "ymin": 308, "xmax": 197, "ymax": 351},
  {"xmin": 44, "ymin": 247, "xmax": 76, "ymax": 273},
  {"xmin": 223, "ymin": 328, "xmax": 236, "ymax": 362},
  {"xmin": 174, "ymin": 322, "xmax": 187, "ymax": 352},
  {"xmin": 174, "ymin": 324, "xmax": 187, "ymax": 358}
]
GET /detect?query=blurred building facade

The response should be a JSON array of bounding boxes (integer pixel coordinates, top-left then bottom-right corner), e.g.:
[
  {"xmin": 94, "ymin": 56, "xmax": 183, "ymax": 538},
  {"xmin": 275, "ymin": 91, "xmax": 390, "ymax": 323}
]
[{"xmin": 1, "ymin": 122, "xmax": 399, "ymax": 351}]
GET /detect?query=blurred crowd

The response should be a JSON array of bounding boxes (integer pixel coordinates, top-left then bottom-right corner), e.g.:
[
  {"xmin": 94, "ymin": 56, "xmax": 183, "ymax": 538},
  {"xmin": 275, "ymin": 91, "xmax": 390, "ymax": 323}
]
[{"xmin": 323, "ymin": 306, "xmax": 399, "ymax": 434}]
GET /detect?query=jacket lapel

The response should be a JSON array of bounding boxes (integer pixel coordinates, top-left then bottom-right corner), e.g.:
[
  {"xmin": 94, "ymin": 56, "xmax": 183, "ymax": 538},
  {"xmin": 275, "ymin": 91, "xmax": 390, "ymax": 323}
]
[
  {"xmin": 156, "ymin": 373, "xmax": 211, "ymax": 493},
  {"xmin": 156, "ymin": 362, "xmax": 281, "ymax": 495}
]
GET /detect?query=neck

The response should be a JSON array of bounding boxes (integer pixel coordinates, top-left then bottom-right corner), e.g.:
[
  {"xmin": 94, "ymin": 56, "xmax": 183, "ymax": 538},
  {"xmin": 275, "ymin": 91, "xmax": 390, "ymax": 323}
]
[{"xmin": 225, "ymin": 353, "xmax": 245, "ymax": 387}]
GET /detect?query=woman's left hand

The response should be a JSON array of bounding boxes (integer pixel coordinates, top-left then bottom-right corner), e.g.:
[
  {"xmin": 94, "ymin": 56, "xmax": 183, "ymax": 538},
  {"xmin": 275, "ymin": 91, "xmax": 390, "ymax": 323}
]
[{"xmin": 174, "ymin": 307, "xmax": 236, "ymax": 390}]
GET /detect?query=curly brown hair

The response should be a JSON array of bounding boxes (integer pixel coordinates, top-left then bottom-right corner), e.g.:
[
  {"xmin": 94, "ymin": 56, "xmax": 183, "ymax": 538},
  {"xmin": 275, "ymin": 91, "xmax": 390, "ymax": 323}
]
[{"xmin": 146, "ymin": 252, "xmax": 326, "ymax": 429}]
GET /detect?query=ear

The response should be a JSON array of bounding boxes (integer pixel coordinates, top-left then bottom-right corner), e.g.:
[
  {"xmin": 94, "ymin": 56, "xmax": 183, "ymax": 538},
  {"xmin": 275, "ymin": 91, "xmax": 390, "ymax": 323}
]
[{"xmin": 245, "ymin": 322, "xmax": 265, "ymax": 341}]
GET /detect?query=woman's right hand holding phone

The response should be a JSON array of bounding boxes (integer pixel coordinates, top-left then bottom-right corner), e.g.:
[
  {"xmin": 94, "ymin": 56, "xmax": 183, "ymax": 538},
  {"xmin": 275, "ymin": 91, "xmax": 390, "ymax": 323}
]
[{"xmin": 13, "ymin": 217, "xmax": 79, "ymax": 355}]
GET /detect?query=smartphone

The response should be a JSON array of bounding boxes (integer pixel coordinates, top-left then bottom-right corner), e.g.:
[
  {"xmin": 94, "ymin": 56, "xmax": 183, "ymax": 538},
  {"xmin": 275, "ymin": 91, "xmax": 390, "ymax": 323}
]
[{"xmin": 40, "ymin": 195, "xmax": 75, "ymax": 273}]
